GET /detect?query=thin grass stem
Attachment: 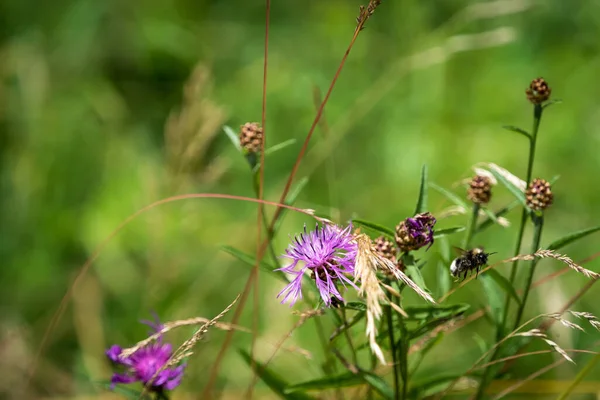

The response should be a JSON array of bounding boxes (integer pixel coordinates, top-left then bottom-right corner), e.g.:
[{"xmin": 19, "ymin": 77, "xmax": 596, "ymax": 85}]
[
  {"xmin": 463, "ymin": 203, "xmax": 480, "ymax": 249},
  {"xmin": 513, "ymin": 214, "xmax": 544, "ymax": 329}
]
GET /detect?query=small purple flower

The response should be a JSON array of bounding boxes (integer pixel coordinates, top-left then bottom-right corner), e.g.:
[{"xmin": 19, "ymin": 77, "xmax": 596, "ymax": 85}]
[
  {"xmin": 106, "ymin": 319, "xmax": 185, "ymax": 392},
  {"xmin": 276, "ymin": 223, "xmax": 358, "ymax": 307},
  {"xmin": 394, "ymin": 212, "xmax": 436, "ymax": 252}
]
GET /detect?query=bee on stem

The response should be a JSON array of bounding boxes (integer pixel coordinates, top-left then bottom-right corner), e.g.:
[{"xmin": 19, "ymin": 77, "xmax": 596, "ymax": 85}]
[{"xmin": 450, "ymin": 247, "xmax": 495, "ymax": 281}]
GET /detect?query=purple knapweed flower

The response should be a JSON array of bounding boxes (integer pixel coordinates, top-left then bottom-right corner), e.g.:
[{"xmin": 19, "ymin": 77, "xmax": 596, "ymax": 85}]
[
  {"xmin": 276, "ymin": 223, "xmax": 358, "ymax": 307},
  {"xmin": 106, "ymin": 318, "xmax": 185, "ymax": 392},
  {"xmin": 394, "ymin": 212, "xmax": 436, "ymax": 252}
]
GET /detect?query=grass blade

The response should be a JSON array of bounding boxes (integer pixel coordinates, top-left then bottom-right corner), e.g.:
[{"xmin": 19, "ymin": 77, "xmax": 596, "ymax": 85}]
[
  {"xmin": 415, "ymin": 164, "xmax": 428, "ymax": 214},
  {"xmin": 489, "ymin": 168, "xmax": 528, "ymax": 208},
  {"xmin": 546, "ymin": 225, "xmax": 600, "ymax": 251},
  {"xmin": 240, "ymin": 350, "xmax": 316, "ymax": 400},
  {"xmin": 502, "ymin": 125, "xmax": 531, "ymax": 140},
  {"xmin": 352, "ymin": 218, "xmax": 395, "ymax": 238},
  {"xmin": 434, "ymin": 226, "xmax": 465, "ymax": 238},
  {"xmin": 485, "ymin": 269, "xmax": 521, "ymax": 306},
  {"xmin": 430, "ymin": 183, "xmax": 468, "ymax": 209}
]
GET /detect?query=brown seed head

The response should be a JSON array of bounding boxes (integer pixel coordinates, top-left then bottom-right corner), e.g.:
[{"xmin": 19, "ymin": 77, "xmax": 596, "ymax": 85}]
[
  {"xmin": 372, "ymin": 236, "xmax": 403, "ymax": 276},
  {"xmin": 467, "ymin": 175, "xmax": 493, "ymax": 204},
  {"xmin": 239, "ymin": 122, "xmax": 264, "ymax": 153},
  {"xmin": 526, "ymin": 178, "xmax": 553, "ymax": 211},
  {"xmin": 526, "ymin": 78, "xmax": 551, "ymax": 104}
]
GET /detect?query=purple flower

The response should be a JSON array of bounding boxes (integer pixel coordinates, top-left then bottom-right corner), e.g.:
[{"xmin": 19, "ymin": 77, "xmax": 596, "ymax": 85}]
[
  {"xmin": 394, "ymin": 212, "xmax": 436, "ymax": 252},
  {"xmin": 276, "ymin": 223, "xmax": 358, "ymax": 307},
  {"xmin": 106, "ymin": 319, "xmax": 185, "ymax": 392}
]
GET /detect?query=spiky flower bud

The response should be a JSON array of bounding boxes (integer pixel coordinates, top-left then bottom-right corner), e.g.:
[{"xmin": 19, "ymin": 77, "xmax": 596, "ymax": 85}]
[
  {"xmin": 467, "ymin": 175, "xmax": 493, "ymax": 204},
  {"xmin": 239, "ymin": 122, "xmax": 264, "ymax": 153},
  {"xmin": 372, "ymin": 236, "xmax": 403, "ymax": 276},
  {"xmin": 373, "ymin": 236, "xmax": 397, "ymax": 262},
  {"xmin": 526, "ymin": 78, "xmax": 551, "ymax": 104},
  {"xmin": 526, "ymin": 178, "xmax": 553, "ymax": 211},
  {"xmin": 395, "ymin": 212, "xmax": 436, "ymax": 252}
]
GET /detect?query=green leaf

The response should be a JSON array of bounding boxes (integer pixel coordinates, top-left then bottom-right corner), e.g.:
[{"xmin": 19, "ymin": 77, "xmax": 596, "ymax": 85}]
[
  {"xmin": 489, "ymin": 168, "xmax": 528, "ymax": 208},
  {"xmin": 223, "ymin": 125, "xmax": 242, "ymax": 151},
  {"xmin": 361, "ymin": 371, "xmax": 394, "ymax": 400},
  {"xmin": 476, "ymin": 200, "xmax": 519, "ymax": 233},
  {"xmin": 415, "ymin": 164, "xmax": 428, "ymax": 214},
  {"xmin": 239, "ymin": 350, "xmax": 316, "ymax": 400},
  {"xmin": 543, "ymin": 98, "xmax": 562, "ymax": 109},
  {"xmin": 221, "ymin": 245, "xmax": 286, "ymax": 282},
  {"xmin": 273, "ymin": 177, "xmax": 309, "ymax": 235},
  {"xmin": 502, "ymin": 125, "xmax": 531, "ymax": 140},
  {"xmin": 546, "ymin": 225, "xmax": 600, "ymax": 251},
  {"xmin": 329, "ymin": 311, "xmax": 365, "ymax": 343},
  {"xmin": 436, "ymin": 258, "xmax": 451, "ymax": 299},
  {"xmin": 479, "ymin": 274, "xmax": 504, "ymax": 326},
  {"xmin": 285, "ymin": 371, "xmax": 392, "ymax": 400},
  {"xmin": 430, "ymin": 183, "xmax": 469, "ymax": 209},
  {"xmin": 406, "ymin": 264, "xmax": 431, "ymax": 296},
  {"xmin": 409, "ymin": 372, "xmax": 480, "ymax": 398},
  {"xmin": 345, "ymin": 302, "xmax": 367, "ymax": 312},
  {"xmin": 403, "ymin": 304, "xmax": 470, "ymax": 321},
  {"xmin": 285, "ymin": 373, "xmax": 361, "ymax": 393},
  {"xmin": 485, "ymin": 269, "xmax": 521, "ymax": 306},
  {"xmin": 264, "ymin": 139, "xmax": 297, "ymax": 156},
  {"xmin": 97, "ymin": 381, "xmax": 149, "ymax": 399},
  {"xmin": 352, "ymin": 218, "xmax": 395, "ymax": 238},
  {"xmin": 433, "ymin": 226, "xmax": 465, "ymax": 238}
]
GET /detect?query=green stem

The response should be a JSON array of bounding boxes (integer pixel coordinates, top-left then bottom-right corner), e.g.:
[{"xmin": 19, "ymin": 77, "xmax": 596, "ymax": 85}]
[
  {"xmin": 463, "ymin": 203, "xmax": 480, "ymax": 249},
  {"xmin": 398, "ymin": 318, "xmax": 409, "ymax": 400},
  {"xmin": 475, "ymin": 103, "xmax": 543, "ymax": 400},
  {"xmin": 252, "ymin": 174, "xmax": 281, "ymax": 268},
  {"xmin": 501, "ymin": 103, "xmax": 543, "ymax": 334},
  {"xmin": 340, "ymin": 307, "xmax": 358, "ymax": 366},
  {"xmin": 513, "ymin": 214, "xmax": 544, "ymax": 329},
  {"xmin": 386, "ymin": 304, "xmax": 400, "ymax": 400},
  {"xmin": 556, "ymin": 352, "xmax": 600, "ymax": 400}
]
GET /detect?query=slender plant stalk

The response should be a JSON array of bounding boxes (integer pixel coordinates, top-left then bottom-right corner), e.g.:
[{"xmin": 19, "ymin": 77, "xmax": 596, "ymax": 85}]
[
  {"xmin": 463, "ymin": 203, "xmax": 480, "ymax": 249},
  {"xmin": 475, "ymin": 104, "xmax": 543, "ymax": 400},
  {"xmin": 556, "ymin": 353, "xmax": 600, "ymax": 400},
  {"xmin": 386, "ymin": 305, "xmax": 400, "ymax": 400},
  {"xmin": 340, "ymin": 307, "xmax": 359, "ymax": 366},
  {"xmin": 500, "ymin": 103, "xmax": 543, "ymax": 335},
  {"xmin": 513, "ymin": 214, "xmax": 544, "ymax": 329},
  {"xmin": 204, "ymin": 18, "xmax": 370, "ymax": 396},
  {"xmin": 398, "ymin": 318, "xmax": 409, "ymax": 400},
  {"xmin": 247, "ymin": 0, "xmax": 271, "ymax": 397}
]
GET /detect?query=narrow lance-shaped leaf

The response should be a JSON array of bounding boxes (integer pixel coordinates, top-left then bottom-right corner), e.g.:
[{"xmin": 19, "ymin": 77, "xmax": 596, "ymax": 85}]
[
  {"xmin": 546, "ymin": 225, "xmax": 600, "ymax": 251},
  {"xmin": 221, "ymin": 245, "xmax": 287, "ymax": 282},
  {"xmin": 476, "ymin": 200, "xmax": 519, "ymax": 233},
  {"xmin": 285, "ymin": 373, "xmax": 361, "ymax": 393},
  {"xmin": 479, "ymin": 274, "xmax": 504, "ymax": 326},
  {"xmin": 239, "ymin": 350, "xmax": 316, "ymax": 400},
  {"xmin": 415, "ymin": 164, "xmax": 428, "ymax": 214},
  {"xmin": 402, "ymin": 304, "xmax": 470, "ymax": 321},
  {"xmin": 502, "ymin": 125, "xmax": 531, "ymax": 140},
  {"xmin": 489, "ymin": 168, "xmax": 528, "ymax": 208},
  {"xmin": 264, "ymin": 138, "xmax": 297, "ymax": 156},
  {"xmin": 97, "ymin": 381, "xmax": 148, "ymax": 399},
  {"xmin": 406, "ymin": 265, "xmax": 431, "ymax": 297},
  {"xmin": 433, "ymin": 226, "xmax": 465, "ymax": 239},
  {"xmin": 352, "ymin": 218, "xmax": 395, "ymax": 238},
  {"xmin": 430, "ymin": 183, "xmax": 469, "ymax": 210},
  {"xmin": 485, "ymin": 269, "xmax": 521, "ymax": 306},
  {"xmin": 223, "ymin": 125, "xmax": 242, "ymax": 151}
]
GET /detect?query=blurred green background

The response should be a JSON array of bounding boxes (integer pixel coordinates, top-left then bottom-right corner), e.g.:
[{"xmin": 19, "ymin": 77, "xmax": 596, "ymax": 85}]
[{"xmin": 2, "ymin": 0, "xmax": 600, "ymax": 398}]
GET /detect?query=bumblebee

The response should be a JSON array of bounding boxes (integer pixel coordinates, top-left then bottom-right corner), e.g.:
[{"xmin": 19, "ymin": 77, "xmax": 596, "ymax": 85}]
[{"xmin": 450, "ymin": 247, "xmax": 494, "ymax": 280}]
